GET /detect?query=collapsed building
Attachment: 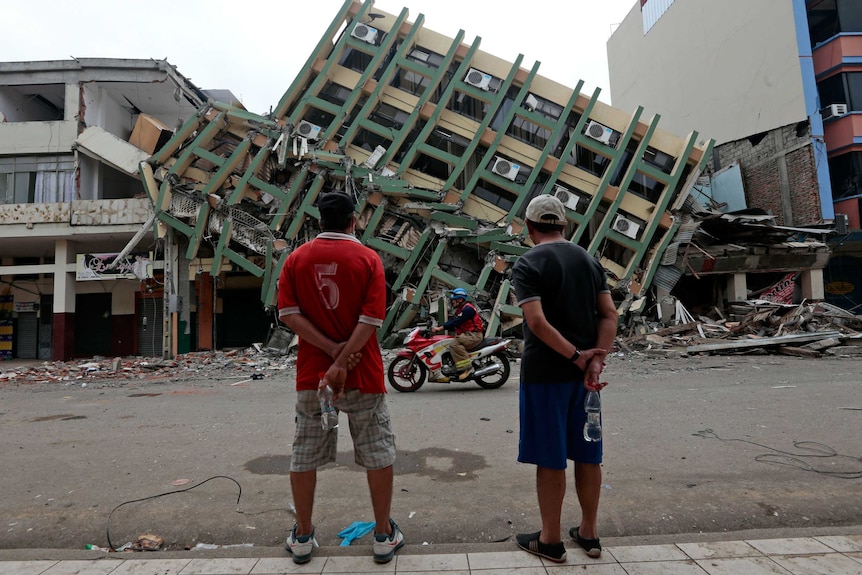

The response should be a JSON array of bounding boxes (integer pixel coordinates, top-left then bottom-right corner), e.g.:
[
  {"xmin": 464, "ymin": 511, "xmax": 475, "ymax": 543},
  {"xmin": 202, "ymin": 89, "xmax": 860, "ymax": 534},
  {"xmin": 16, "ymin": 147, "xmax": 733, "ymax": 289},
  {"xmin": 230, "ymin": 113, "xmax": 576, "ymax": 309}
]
[
  {"xmin": 3, "ymin": 0, "xmax": 841, "ymax": 361},
  {"xmin": 134, "ymin": 0, "xmax": 719, "ymax": 356}
]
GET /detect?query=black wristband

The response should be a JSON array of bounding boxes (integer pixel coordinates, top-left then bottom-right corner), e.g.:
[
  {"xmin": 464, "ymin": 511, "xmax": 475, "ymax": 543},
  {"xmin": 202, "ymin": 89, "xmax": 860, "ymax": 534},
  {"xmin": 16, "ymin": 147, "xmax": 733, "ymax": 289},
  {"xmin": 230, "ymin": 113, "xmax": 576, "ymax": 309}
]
[{"xmin": 569, "ymin": 348, "xmax": 580, "ymax": 362}]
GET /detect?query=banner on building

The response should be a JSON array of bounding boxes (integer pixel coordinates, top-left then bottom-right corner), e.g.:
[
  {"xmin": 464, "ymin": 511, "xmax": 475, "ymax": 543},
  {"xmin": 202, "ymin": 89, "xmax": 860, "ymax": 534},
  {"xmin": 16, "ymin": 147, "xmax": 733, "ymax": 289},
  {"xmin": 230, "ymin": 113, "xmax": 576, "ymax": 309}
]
[
  {"xmin": 760, "ymin": 272, "xmax": 798, "ymax": 304},
  {"xmin": 76, "ymin": 252, "xmax": 153, "ymax": 281}
]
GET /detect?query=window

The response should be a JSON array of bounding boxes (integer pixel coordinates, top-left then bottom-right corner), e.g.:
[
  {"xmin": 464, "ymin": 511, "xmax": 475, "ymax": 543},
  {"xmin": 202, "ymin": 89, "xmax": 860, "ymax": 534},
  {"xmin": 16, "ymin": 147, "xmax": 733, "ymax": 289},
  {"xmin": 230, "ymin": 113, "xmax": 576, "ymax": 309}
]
[
  {"xmin": 0, "ymin": 156, "xmax": 75, "ymax": 204},
  {"xmin": 410, "ymin": 153, "xmax": 451, "ymax": 181},
  {"xmin": 448, "ymin": 90, "xmax": 487, "ymax": 122},
  {"xmin": 643, "ymin": 147, "xmax": 676, "ymax": 174},
  {"xmin": 506, "ymin": 116, "xmax": 555, "ymax": 150},
  {"xmin": 338, "ymin": 48, "xmax": 374, "ymax": 73},
  {"xmin": 472, "ymin": 179, "xmax": 517, "ymax": 212},
  {"xmin": 426, "ymin": 128, "xmax": 471, "ymax": 158},
  {"xmin": 628, "ymin": 171, "xmax": 666, "ymax": 203},
  {"xmin": 828, "ymin": 152, "xmax": 862, "ymax": 199},
  {"xmin": 570, "ymin": 146, "xmax": 612, "ymax": 178},
  {"xmin": 390, "ymin": 67, "xmax": 431, "ymax": 97},
  {"xmin": 368, "ymin": 103, "xmax": 409, "ymax": 131},
  {"xmin": 809, "ymin": 0, "xmax": 862, "ymax": 47},
  {"xmin": 318, "ymin": 82, "xmax": 353, "ymax": 106},
  {"xmin": 406, "ymin": 46, "xmax": 446, "ymax": 70}
]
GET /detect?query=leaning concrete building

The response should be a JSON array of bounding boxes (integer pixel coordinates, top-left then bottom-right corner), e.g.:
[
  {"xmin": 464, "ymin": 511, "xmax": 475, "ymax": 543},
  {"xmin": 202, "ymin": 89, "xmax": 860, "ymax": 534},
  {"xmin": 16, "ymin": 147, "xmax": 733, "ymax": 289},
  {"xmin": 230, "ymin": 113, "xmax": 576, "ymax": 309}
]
[
  {"xmin": 137, "ymin": 0, "xmax": 714, "ymax": 356},
  {"xmin": 2, "ymin": 0, "xmax": 716, "ymax": 359}
]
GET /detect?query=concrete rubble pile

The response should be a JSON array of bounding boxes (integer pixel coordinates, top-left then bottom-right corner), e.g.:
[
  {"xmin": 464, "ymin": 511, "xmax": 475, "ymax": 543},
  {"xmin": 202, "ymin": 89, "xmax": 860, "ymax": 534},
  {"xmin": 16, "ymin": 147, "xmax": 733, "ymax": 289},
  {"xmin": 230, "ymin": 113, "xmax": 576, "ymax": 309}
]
[
  {"xmin": 619, "ymin": 300, "xmax": 862, "ymax": 357},
  {"xmin": 0, "ymin": 348, "xmax": 296, "ymax": 386}
]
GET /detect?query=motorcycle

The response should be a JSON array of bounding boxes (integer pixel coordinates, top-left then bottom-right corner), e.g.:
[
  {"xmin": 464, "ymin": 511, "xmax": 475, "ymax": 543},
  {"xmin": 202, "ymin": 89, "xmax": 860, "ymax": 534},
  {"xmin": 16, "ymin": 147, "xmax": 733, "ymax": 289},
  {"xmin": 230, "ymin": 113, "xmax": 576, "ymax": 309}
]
[{"xmin": 387, "ymin": 321, "xmax": 512, "ymax": 392}]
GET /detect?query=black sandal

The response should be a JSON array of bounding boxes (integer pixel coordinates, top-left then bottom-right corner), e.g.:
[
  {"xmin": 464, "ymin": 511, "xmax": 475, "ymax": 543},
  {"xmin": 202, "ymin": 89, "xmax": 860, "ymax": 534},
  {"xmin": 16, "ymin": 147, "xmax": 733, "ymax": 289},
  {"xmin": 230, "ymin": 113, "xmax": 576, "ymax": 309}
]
[{"xmin": 570, "ymin": 526, "xmax": 602, "ymax": 558}]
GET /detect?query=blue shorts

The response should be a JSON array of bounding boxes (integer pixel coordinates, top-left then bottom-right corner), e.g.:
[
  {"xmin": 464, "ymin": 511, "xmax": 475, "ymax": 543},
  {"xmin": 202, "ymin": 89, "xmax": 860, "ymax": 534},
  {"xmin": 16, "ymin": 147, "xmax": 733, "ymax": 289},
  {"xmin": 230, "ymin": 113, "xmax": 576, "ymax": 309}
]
[{"xmin": 518, "ymin": 380, "xmax": 602, "ymax": 469}]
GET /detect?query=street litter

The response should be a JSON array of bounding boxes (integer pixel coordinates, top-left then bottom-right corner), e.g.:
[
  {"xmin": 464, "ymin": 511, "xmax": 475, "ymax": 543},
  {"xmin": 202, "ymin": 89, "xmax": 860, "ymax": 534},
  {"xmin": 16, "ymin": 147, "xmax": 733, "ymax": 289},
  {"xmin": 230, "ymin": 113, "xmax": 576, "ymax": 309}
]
[
  {"xmin": 337, "ymin": 521, "xmax": 376, "ymax": 546},
  {"xmin": 131, "ymin": 533, "xmax": 164, "ymax": 551}
]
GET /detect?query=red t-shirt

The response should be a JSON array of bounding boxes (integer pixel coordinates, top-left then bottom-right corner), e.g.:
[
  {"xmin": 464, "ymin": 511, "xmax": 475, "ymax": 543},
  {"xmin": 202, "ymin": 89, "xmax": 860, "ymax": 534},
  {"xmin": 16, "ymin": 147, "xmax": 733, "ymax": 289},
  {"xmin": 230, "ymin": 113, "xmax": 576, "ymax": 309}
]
[{"xmin": 277, "ymin": 232, "xmax": 387, "ymax": 393}]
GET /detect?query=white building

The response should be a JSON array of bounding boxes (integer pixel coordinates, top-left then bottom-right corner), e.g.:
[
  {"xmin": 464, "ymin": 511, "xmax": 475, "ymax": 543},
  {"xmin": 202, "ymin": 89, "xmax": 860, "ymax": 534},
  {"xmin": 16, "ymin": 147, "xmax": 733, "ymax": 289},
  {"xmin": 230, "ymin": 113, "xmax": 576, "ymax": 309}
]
[{"xmin": 0, "ymin": 59, "xmax": 215, "ymax": 360}]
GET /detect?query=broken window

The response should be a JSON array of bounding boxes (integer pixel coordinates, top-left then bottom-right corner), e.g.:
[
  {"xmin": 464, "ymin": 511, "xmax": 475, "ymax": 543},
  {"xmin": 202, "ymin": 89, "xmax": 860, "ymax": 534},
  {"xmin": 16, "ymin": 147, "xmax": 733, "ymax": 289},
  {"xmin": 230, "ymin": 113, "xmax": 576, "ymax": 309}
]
[
  {"xmin": 0, "ymin": 84, "xmax": 65, "ymax": 121},
  {"xmin": 353, "ymin": 129, "xmax": 392, "ymax": 156}
]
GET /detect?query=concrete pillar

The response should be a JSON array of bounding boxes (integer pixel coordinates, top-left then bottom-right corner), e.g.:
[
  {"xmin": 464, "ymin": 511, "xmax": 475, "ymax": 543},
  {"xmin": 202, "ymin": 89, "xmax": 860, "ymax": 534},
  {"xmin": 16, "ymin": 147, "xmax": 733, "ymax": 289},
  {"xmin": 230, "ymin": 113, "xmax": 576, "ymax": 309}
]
[
  {"xmin": 726, "ymin": 272, "xmax": 748, "ymax": 302},
  {"xmin": 799, "ymin": 269, "xmax": 825, "ymax": 300},
  {"xmin": 52, "ymin": 240, "xmax": 77, "ymax": 361}
]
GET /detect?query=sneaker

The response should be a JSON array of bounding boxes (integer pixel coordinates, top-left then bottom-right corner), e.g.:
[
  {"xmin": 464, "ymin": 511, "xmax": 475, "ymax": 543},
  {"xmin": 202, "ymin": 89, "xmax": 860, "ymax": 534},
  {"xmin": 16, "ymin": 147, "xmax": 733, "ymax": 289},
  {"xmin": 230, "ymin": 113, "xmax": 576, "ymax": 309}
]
[
  {"xmin": 570, "ymin": 526, "xmax": 602, "ymax": 558},
  {"xmin": 285, "ymin": 524, "xmax": 317, "ymax": 564},
  {"xmin": 516, "ymin": 531, "xmax": 567, "ymax": 563},
  {"xmin": 458, "ymin": 366, "xmax": 475, "ymax": 380},
  {"xmin": 373, "ymin": 518, "xmax": 405, "ymax": 563}
]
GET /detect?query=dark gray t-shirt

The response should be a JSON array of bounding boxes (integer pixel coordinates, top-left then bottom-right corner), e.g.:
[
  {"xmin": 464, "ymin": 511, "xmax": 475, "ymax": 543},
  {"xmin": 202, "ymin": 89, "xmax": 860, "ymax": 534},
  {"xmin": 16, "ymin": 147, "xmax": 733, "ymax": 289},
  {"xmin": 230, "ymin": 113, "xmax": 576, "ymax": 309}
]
[{"xmin": 512, "ymin": 240, "xmax": 610, "ymax": 384}]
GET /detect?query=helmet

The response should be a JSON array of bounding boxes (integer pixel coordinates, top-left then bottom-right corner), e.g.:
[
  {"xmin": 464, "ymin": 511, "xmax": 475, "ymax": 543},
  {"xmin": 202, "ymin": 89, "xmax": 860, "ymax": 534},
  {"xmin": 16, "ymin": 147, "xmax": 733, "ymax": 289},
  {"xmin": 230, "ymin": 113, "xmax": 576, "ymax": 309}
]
[{"xmin": 450, "ymin": 287, "xmax": 468, "ymax": 301}]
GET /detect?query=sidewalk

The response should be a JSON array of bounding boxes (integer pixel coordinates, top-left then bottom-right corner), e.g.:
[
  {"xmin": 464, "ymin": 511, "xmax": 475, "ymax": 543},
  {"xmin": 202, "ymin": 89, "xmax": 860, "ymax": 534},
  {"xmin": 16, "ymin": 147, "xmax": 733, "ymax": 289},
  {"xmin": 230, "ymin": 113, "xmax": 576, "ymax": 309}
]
[{"xmin": 3, "ymin": 534, "xmax": 862, "ymax": 574}]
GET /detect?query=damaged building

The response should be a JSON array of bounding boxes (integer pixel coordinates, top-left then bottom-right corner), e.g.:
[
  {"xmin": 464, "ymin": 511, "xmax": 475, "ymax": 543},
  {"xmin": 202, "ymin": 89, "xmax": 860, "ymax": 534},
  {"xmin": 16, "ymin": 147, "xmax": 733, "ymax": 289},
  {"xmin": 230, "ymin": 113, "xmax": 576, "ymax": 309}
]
[
  {"xmin": 608, "ymin": 0, "xmax": 860, "ymax": 318},
  {"xmin": 2, "ymin": 0, "xmax": 720, "ymax": 360},
  {"xmin": 135, "ymin": 0, "xmax": 716, "ymax": 357},
  {"xmin": 0, "ymin": 59, "xmax": 235, "ymax": 360}
]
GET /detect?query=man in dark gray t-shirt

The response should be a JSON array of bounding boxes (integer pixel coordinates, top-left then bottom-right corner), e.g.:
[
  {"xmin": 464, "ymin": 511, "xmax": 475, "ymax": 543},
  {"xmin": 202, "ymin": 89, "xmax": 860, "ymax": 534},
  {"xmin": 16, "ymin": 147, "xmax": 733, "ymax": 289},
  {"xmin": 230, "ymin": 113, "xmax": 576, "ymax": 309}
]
[{"xmin": 511, "ymin": 194, "xmax": 618, "ymax": 563}]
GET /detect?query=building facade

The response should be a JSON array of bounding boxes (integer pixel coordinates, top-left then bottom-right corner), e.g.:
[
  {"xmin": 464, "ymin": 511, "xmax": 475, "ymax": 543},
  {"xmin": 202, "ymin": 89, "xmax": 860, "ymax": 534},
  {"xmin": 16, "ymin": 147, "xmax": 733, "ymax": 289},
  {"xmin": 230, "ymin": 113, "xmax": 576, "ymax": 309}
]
[
  {"xmin": 608, "ymin": 0, "xmax": 861, "ymax": 310},
  {"xmin": 0, "ymin": 59, "xmax": 216, "ymax": 360}
]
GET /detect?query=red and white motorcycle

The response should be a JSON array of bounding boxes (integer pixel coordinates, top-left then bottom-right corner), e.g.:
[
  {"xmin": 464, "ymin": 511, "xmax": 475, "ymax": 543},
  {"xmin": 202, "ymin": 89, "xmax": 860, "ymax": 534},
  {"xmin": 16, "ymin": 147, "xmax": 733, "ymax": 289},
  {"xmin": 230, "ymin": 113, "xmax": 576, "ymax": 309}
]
[{"xmin": 387, "ymin": 322, "xmax": 512, "ymax": 392}]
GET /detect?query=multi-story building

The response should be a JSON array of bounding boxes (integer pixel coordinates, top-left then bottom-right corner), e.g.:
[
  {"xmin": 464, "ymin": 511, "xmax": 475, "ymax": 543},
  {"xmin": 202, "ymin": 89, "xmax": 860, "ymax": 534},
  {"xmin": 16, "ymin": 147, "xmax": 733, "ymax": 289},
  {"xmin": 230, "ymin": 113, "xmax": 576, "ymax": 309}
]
[
  {"xmin": 137, "ymin": 0, "xmax": 715, "ymax": 357},
  {"xmin": 608, "ymin": 0, "xmax": 861, "ymax": 310},
  {"xmin": 0, "ymin": 59, "xmax": 222, "ymax": 360},
  {"xmin": 2, "ymin": 0, "xmax": 715, "ymax": 360}
]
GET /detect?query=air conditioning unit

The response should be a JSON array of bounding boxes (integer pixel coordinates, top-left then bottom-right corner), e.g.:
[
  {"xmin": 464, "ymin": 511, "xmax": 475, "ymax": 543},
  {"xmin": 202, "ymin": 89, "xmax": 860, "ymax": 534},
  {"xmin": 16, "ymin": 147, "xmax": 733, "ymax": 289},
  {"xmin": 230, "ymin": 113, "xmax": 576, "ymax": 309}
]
[
  {"xmin": 823, "ymin": 103, "xmax": 849, "ymax": 119},
  {"xmin": 296, "ymin": 120, "xmax": 322, "ymax": 140},
  {"xmin": 351, "ymin": 23, "xmax": 379, "ymax": 44},
  {"xmin": 524, "ymin": 93, "xmax": 539, "ymax": 111},
  {"xmin": 835, "ymin": 213, "xmax": 849, "ymax": 234},
  {"xmin": 584, "ymin": 120, "xmax": 614, "ymax": 145},
  {"xmin": 553, "ymin": 186, "xmax": 580, "ymax": 211},
  {"xmin": 363, "ymin": 145, "xmax": 387, "ymax": 169},
  {"xmin": 612, "ymin": 215, "xmax": 640, "ymax": 239},
  {"xmin": 491, "ymin": 157, "xmax": 520, "ymax": 181},
  {"xmin": 464, "ymin": 68, "xmax": 492, "ymax": 90}
]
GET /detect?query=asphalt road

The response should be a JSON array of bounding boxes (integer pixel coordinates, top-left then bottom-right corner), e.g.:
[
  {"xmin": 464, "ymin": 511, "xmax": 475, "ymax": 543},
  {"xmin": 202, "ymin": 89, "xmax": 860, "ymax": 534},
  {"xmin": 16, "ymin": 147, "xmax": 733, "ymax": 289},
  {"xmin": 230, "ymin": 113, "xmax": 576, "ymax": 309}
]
[{"xmin": 1, "ymin": 352, "xmax": 861, "ymax": 551}]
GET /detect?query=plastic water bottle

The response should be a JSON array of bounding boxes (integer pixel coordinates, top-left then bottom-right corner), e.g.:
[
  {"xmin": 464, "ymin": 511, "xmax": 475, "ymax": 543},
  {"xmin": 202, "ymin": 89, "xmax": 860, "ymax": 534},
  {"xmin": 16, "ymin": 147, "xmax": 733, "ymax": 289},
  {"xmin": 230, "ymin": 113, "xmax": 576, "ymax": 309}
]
[
  {"xmin": 318, "ymin": 384, "xmax": 339, "ymax": 430},
  {"xmin": 583, "ymin": 390, "xmax": 602, "ymax": 442}
]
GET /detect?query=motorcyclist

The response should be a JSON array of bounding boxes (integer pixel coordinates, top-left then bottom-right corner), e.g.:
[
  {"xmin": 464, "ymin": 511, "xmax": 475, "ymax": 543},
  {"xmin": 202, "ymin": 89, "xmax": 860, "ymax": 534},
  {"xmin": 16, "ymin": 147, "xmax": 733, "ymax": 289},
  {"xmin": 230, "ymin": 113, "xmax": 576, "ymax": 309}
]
[{"xmin": 432, "ymin": 287, "xmax": 484, "ymax": 380}]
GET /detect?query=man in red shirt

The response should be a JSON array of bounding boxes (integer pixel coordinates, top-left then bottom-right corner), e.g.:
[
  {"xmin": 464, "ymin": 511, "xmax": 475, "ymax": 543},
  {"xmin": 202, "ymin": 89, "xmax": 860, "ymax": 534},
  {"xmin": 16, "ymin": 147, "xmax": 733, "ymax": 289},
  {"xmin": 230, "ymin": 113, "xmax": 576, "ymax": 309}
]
[{"xmin": 277, "ymin": 191, "xmax": 404, "ymax": 565}]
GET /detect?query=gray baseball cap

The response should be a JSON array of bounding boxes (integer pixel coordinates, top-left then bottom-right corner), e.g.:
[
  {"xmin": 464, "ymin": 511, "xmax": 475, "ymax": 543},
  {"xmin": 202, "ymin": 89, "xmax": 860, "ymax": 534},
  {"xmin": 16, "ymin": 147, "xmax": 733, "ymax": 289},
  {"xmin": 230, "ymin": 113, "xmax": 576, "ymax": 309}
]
[{"xmin": 525, "ymin": 194, "xmax": 566, "ymax": 223}]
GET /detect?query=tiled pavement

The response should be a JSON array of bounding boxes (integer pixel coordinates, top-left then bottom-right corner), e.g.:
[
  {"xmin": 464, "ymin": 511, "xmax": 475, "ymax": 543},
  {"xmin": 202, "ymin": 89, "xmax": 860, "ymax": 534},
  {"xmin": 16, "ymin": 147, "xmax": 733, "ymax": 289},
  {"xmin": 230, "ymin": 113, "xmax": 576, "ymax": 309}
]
[{"xmin": 3, "ymin": 535, "xmax": 862, "ymax": 575}]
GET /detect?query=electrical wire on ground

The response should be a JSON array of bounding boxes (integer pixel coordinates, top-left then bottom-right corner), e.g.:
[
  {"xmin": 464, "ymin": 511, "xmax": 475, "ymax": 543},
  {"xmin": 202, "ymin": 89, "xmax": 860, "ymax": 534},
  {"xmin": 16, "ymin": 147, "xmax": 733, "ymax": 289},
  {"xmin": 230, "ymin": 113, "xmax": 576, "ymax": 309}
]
[
  {"xmin": 693, "ymin": 429, "xmax": 862, "ymax": 479},
  {"xmin": 106, "ymin": 475, "xmax": 242, "ymax": 551}
]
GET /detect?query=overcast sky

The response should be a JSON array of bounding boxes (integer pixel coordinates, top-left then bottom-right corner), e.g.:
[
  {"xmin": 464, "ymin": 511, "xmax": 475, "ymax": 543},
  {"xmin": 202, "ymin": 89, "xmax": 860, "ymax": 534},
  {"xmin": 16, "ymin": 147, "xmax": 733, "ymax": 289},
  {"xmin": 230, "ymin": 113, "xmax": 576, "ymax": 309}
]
[{"xmin": 5, "ymin": 0, "xmax": 637, "ymax": 115}]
